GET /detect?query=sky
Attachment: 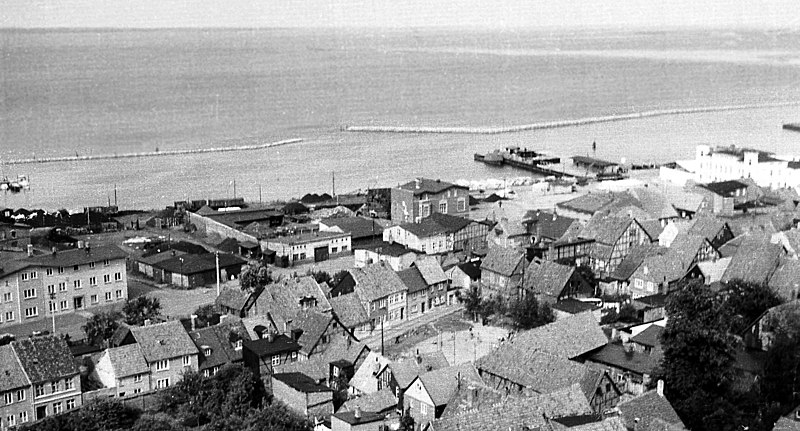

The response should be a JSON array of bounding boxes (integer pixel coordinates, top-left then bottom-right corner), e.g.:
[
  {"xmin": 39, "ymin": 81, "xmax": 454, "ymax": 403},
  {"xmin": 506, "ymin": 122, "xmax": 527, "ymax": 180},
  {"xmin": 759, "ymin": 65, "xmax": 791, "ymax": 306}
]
[{"xmin": 1, "ymin": 0, "xmax": 799, "ymax": 29}]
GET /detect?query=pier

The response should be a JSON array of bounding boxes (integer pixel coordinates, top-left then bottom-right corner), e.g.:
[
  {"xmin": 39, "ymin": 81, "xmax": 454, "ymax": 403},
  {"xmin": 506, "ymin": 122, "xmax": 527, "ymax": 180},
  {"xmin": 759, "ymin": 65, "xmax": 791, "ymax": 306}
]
[
  {"xmin": 5, "ymin": 138, "xmax": 304, "ymax": 165},
  {"xmin": 474, "ymin": 147, "xmax": 586, "ymax": 180},
  {"xmin": 345, "ymin": 101, "xmax": 800, "ymax": 135},
  {"xmin": 784, "ymin": 123, "xmax": 800, "ymax": 133}
]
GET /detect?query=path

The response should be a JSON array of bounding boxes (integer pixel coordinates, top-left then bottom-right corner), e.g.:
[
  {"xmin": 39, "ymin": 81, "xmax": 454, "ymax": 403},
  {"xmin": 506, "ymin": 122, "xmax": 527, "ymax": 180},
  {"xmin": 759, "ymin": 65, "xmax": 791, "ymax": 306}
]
[
  {"xmin": 358, "ymin": 305, "xmax": 462, "ymax": 351},
  {"xmin": 413, "ymin": 322, "xmax": 508, "ymax": 366}
]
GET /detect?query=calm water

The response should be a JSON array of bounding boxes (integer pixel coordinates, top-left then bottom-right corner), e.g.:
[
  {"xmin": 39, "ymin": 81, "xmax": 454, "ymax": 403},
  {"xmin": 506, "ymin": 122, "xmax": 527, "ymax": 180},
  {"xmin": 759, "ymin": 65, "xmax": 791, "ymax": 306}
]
[{"xmin": 1, "ymin": 28, "xmax": 800, "ymax": 210}]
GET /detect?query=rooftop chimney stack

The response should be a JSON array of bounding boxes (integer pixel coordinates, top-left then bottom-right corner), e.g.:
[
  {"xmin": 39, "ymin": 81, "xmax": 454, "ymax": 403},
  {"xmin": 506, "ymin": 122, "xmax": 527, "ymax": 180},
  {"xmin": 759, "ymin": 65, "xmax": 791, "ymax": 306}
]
[
  {"xmin": 144, "ymin": 319, "xmax": 151, "ymax": 326},
  {"xmin": 415, "ymin": 178, "xmax": 421, "ymax": 189},
  {"xmin": 190, "ymin": 314, "xmax": 198, "ymax": 330},
  {"xmin": 27, "ymin": 244, "xmax": 33, "ymax": 257},
  {"xmin": 657, "ymin": 379, "xmax": 665, "ymax": 397},
  {"xmin": 354, "ymin": 406, "xmax": 361, "ymax": 420}
]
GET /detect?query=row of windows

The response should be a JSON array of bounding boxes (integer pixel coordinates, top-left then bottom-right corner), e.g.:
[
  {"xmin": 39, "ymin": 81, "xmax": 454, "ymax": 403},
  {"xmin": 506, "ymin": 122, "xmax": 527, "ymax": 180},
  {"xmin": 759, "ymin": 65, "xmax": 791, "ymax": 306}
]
[
  {"xmin": 2, "ymin": 389, "xmax": 26, "ymax": 405},
  {"xmin": 3, "ymin": 410, "xmax": 28, "ymax": 427},
  {"xmin": 34, "ymin": 378, "xmax": 75, "ymax": 398},
  {"xmin": 19, "ymin": 260, "xmax": 116, "ymax": 282},
  {"xmin": 155, "ymin": 356, "xmax": 193, "ymax": 371},
  {"xmin": 19, "ymin": 274, "xmax": 123, "ymax": 299}
]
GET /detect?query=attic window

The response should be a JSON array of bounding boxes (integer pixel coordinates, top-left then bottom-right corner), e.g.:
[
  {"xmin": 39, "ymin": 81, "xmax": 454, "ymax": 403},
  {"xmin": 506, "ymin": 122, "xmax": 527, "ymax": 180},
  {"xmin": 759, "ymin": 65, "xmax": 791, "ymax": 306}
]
[
  {"xmin": 235, "ymin": 340, "xmax": 243, "ymax": 350},
  {"xmin": 203, "ymin": 347, "xmax": 212, "ymax": 356}
]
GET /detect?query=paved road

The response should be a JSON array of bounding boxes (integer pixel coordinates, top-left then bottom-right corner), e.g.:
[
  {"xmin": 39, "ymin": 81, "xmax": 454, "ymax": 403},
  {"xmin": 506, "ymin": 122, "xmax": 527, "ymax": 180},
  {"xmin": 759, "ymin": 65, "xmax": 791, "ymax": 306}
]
[{"xmin": 358, "ymin": 305, "xmax": 463, "ymax": 351}]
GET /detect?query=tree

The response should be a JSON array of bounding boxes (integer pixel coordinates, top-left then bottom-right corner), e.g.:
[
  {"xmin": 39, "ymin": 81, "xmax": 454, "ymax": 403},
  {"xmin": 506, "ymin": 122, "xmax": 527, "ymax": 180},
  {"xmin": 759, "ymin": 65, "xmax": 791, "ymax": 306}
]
[
  {"xmin": 509, "ymin": 294, "xmax": 554, "ymax": 330},
  {"xmin": 661, "ymin": 280, "xmax": 738, "ymax": 430},
  {"xmin": 240, "ymin": 261, "xmax": 271, "ymax": 293},
  {"xmin": 82, "ymin": 311, "xmax": 122, "ymax": 347},
  {"xmin": 123, "ymin": 296, "xmax": 162, "ymax": 326},
  {"xmin": 309, "ymin": 270, "xmax": 331, "ymax": 285},
  {"xmin": 331, "ymin": 270, "xmax": 349, "ymax": 287},
  {"xmin": 600, "ymin": 303, "xmax": 639, "ymax": 325},
  {"xmin": 458, "ymin": 285, "xmax": 482, "ymax": 321},
  {"xmin": 721, "ymin": 279, "xmax": 783, "ymax": 334},
  {"xmin": 192, "ymin": 304, "xmax": 219, "ymax": 329},
  {"xmin": 399, "ymin": 408, "xmax": 415, "ymax": 431}
]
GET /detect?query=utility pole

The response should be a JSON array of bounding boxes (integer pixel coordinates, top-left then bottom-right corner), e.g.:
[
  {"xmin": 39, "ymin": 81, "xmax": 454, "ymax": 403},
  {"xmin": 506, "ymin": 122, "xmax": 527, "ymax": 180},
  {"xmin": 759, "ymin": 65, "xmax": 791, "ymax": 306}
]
[
  {"xmin": 49, "ymin": 291, "xmax": 56, "ymax": 335},
  {"xmin": 215, "ymin": 251, "xmax": 221, "ymax": 297},
  {"xmin": 114, "ymin": 183, "xmax": 117, "ymax": 207},
  {"xmin": 259, "ymin": 185, "xmax": 262, "ymax": 203},
  {"xmin": 332, "ymin": 171, "xmax": 335, "ymax": 196},
  {"xmin": 380, "ymin": 319, "xmax": 384, "ymax": 356}
]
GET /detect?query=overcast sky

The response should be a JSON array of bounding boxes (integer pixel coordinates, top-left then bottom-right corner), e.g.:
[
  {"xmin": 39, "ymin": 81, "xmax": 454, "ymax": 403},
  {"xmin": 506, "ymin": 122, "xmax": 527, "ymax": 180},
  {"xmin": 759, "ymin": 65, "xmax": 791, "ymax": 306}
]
[{"xmin": 1, "ymin": 0, "xmax": 798, "ymax": 29}]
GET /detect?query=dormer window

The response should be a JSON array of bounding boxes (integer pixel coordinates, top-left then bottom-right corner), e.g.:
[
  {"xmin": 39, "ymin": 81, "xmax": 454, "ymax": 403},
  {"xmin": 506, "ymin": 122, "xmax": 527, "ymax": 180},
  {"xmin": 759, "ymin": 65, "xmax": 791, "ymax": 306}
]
[{"xmin": 235, "ymin": 340, "xmax": 243, "ymax": 350}]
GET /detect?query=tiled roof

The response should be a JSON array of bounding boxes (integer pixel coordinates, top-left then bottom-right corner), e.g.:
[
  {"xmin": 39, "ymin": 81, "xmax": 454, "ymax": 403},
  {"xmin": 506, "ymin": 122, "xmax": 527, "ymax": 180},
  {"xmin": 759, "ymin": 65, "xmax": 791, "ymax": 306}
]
[
  {"xmin": 693, "ymin": 257, "xmax": 732, "ymax": 285},
  {"xmin": 273, "ymin": 372, "xmax": 333, "ymax": 393},
  {"xmin": 524, "ymin": 210, "xmax": 580, "ymax": 242},
  {"xmin": 637, "ymin": 253, "xmax": 687, "ymax": 285},
  {"xmin": 416, "ymin": 363, "xmax": 482, "ymax": 407},
  {"xmin": 414, "ymin": 255, "xmax": 448, "ymax": 285},
  {"xmin": 0, "ymin": 344, "xmax": 30, "ymax": 391},
  {"xmin": 190, "ymin": 320, "xmax": 249, "ymax": 370},
  {"xmin": 292, "ymin": 309, "xmax": 334, "ymax": 356},
  {"xmin": 252, "ymin": 276, "xmax": 331, "ymax": 329},
  {"xmin": 1, "ymin": 245, "xmax": 127, "ymax": 276},
  {"xmin": 349, "ymin": 351, "xmax": 392, "ymax": 394},
  {"xmin": 215, "ymin": 287, "xmax": 256, "ymax": 312},
  {"xmin": 626, "ymin": 188, "xmax": 680, "ymax": 220},
  {"xmin": 428, "ymin": 213, "xmax": 473, "ymax": 233},
  {"xmin": 558, "ymin": 193, "xmax": 617, "ymax": 215},
  {"xmin": 585, "ymin": 344, "xmax": 661, "ymax": 375},
  {"xmin": 334, "ymin": 410, "xmax": 386, "ymax": 425},
  {"xmin": 769, "ymin": 257, "xmax": 800, "ymax": 302},
  {"xmin": 579, "ymin": 214, "xmax": 639, "ymax": 245},
  {"xmin": 634, "ymin": 293, "xmax": 668, "ymax": 308},
  {"xmin": 329, "ymin": 293, "xmax": 370, "ymax": 329},
  {"xmin": 617, "ymin": 390, "xmax": 684, "ymax": 431},
  {"xmin": 351, "ymin": 263, "xmax": 407, "ymax": 302},
  {"xmin": 773, "ymin": 417, "xmax": 800, "ymax": 431},
  {"xmin": 523, "ymin": 260, "xmax": 576, "ymax": 298},
  {"xmin": 481, "ymin": 246, "xmax": 525, "ymax": 277},
  {"xmin": 137, "ymin": 249, "xmax": 188, "ymax": 266},
  {"xmin": 432, "ymin": 384, "xmax": 592, "ymax": 431},
  {"xmin": 721, "ymin": 235, "xmax": 783, "ymax": 284},
  {"xmin": 274, "ymin": 336, "xmax": 369, "ymax": 380},
  {"xmin": 477, "ymin": 348, "xmax": 602, "ymax": 396},
  {"xmin": 551, "ymin": 298, "xmax": 600, "ymax": 315},
  {"xmin": 509, "ymin": 311, "xmax": 607, "ymax": 359},
  {"xmin": 688, "ymin": 216, "xmax": 728, "ymax": 242},
  {"xmin": 341, "ymin": 387, "xmax": 397, "ymax": 414},
  {"xmin": 105, "ymin": 344, "xmax": 149, "ymax": 378},
  {"xmin": 130, "ymin": 320, "xmax": 199, "ymax": 363},
  {"xmin": 320, "ymin": 217, "xmax": 383, "ymax": 240},
  {"xmin": 667, "ymin": 233, "xmax": 712, "ymax": 270},
  {"xmin": 400, "ymin": 217, "xmax": 450, "ymax": 237},
  {"xmin": 609, "ymin": 244, "xmax": 659, "ymax": 281},
  {"xmin": 639, "ymin": 219, "xmax": 666, "ymax": 240},
  {"xmin": 398, "ymin": 266, "xmax": 429, "ymax": 294},
  {"xmin": 390, "ymin": 351, "xmax": 450, "ymax": 389},
  {"xmin": 398, "ymin": 178, "xmax": 467, "ymax": 196},
  {"xmin": 551, "ymin": 415, "xmax": 628, "ymax": 431},
  {"xmin": 12, "ymin": 336, "xmax": 78, "ymax": 383},
  {"xmin": 630, "ymin": 325, "xmax": 664, "ymax": 348}
]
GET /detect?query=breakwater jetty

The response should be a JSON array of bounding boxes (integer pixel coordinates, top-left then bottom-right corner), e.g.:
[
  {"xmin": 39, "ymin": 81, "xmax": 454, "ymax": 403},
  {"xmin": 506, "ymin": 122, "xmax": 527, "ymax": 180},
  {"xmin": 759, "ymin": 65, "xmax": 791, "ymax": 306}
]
[
  {"xmin": 5, "ymin": 138, "xmax": 303, "ymax": 165},
  {"xmin": 784, "ymin": 123, "xmax": 800, "ymax": 133},
  {"xmin": 345, "ymin": 101, "xmax": 800, "ymax": 135}
]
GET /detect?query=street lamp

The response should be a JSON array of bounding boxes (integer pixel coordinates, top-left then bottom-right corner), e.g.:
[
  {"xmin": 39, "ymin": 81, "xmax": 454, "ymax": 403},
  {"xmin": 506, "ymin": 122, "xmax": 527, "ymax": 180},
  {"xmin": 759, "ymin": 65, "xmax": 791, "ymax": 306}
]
[{"xmin": 48, "ymin": 291, "xmax": 56, "ymax": 335}]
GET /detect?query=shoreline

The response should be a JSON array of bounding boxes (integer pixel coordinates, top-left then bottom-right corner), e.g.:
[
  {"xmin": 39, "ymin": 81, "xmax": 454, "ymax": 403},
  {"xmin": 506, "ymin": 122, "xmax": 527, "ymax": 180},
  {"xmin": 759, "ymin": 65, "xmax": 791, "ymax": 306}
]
[{"xmin": 4, "ymin": 138, "xmax": 303, "ymax": 165}]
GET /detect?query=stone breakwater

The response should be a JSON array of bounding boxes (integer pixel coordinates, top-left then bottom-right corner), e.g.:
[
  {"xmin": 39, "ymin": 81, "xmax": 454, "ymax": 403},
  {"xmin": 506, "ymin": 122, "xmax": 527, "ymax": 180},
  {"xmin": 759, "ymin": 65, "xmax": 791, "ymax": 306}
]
[
  {"xmin": 5, "ymin": 138, "xmax": 303, "ymax": 165},
  {"xmin": 345, "ymin": 101, "xmax": 800, "ymax": 135}
]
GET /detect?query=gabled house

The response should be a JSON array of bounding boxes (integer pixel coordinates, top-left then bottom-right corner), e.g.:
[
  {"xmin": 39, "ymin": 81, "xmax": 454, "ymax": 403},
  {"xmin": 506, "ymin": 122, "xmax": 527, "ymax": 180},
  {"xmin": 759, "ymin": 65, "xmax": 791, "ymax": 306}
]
[
  {"xmin": 685, "ymin": 257, "xmax": 732, "ymax": 287},
  {"xmin": 687, "ymin": 215, "xmax": 735, "ymax": 249},
  {"xmin": 274, "ymin": 337, "xmax": 371, "ymax": 386},
  {"xmin": 431, "ymin": 384, "xmax": 593, "ymax": 431},
  {"xmin": 479, "ymin": 246, "xmax": 526, "ymax": 301},
  {"xmin": 332, "ymin": 409, "xmax": 388, "ymax": 431},
  {"xmin": 348, "ymin": 351, "xmax": 392, "ymax": 396},
  {"xmin": 403, "ymin": 363, "xmax": 482, "ymax": 428},
  {"xmin": 380, "ymin": 351, "xmax": 449, "ymax": 406},
  {"xmin": 12, "ymin": 336, "xmax": 82, "ymax": 421},
  {"xmin": 487, "ymin": 217, "xmax": 529, "ymax": 249},
  {"xmin": 390, "ymin": 178, "xmax": 469, "ymax": 224},
  {"xmin": 247, "ymin": 275, "xmax": 333, "ymax": 335},
  {"xmin": 329, "ymin": 293, "xmax": 371, "ymax": 335},
  {"xmin": 319, "ymin": 216, "xmax": 385, "ymax": 248},
  {"xmin": 242, "ymin": 333, "xmax": 302, "ymax": 391},
  {"xmin": 339, "ymin": 263, "xmax": 408, "ymax": 323},
  {"xmin": 413, "ymin": 256, "xmax": 449, "ymax": 308},
  {"xmin": 272, "ymin": 372, "xmax": 334, "ymax": 420},
  {"xmin": 583, "ymin": 343, "xmax": 662, "ymax": 396},
  {"xmin": 720, "ymin": 234, "xmax": 783, "ymax": 285},
  {"xmin": 616, "ymin": 387, "xmax": 685, "ymax": 431},
  {"xmin": 522, "ymin": 259, "xmax": 594, "ymax": 304},
  {"xmin": 215, "ymin": 286, "xmax": 260, "ymax": 318},
  {"xmin": 0, "ymin": 344, "xmax": 33, "ymax": 428},
  {"xmin": 630, "ymin": 325, "xmax": 664, "ymax": 354},
  {"xmin": 290, "ymin": 309, "xmax": 357, "ymax": 361},
  {"xmin": 578, "ymin": 214, "xmax": 651, "ymax": 279},
  {"xmin": 189, "ymin": 319, "xmax": 250, "ymax": 378},
  {"xmin": 475, "ymin": 348, "xmax": 620, "ymax": 413},
  {"xmin": 697, "ymin": 180, "xmax": 750, "ymax": 215},
  {"xmin": 340, "ymin": 387, "xmax": 397, "ymax": 417},
  {"xmin": 354, "ymin": 241, "xmax": 419, "ymax": 271},
  {"xmin": 769, "ymin": 258, "xmax": 800, "ymax": 302},
  {"xmin": 398, "ymin": 266, "xmax": 431, "ymax": 319},
  {"xmin": 95, "ymin": 344, "xmax": 150, "ymax": 397},
  {"xmin": 383, "ymin": 213, "xmax": 488, "ymax": 255},
  {"xmin": 125, "ymin": 320, "xmax": 200, "ymax": 390},
  {"xmin": 523, "ymin": 210, "xmax": 580, "ymax": 247},
  {"xmin": 446, "ymin": 261, "xmax": 480, "ymax": 294},
  {"xmin": 508, "ymin": 311, "xmax": 608, "ymax": 359}
]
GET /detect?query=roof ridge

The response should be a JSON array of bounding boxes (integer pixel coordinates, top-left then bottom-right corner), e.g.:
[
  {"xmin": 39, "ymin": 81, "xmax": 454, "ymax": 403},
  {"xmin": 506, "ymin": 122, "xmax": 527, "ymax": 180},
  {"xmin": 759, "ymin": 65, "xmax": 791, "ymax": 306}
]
[{"xmin": 8, "ymin": 344, "xmax": 32, "ymax": 387}]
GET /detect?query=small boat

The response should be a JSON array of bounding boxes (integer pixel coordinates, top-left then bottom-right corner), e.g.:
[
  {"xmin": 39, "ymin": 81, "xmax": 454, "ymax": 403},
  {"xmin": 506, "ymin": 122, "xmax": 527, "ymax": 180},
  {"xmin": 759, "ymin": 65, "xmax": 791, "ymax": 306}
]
[{"xmin": 3, "ymin": 175, "xmax": 29, "ymax": 193}]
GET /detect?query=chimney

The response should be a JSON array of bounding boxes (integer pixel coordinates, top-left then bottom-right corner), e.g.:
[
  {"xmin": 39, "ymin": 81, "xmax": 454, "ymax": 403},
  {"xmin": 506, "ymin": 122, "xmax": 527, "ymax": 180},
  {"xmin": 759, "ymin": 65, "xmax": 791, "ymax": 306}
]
[
  {"xmin": 266, "ymin": 332, "xmax": 275, "ymax": 343},
  {"xmin": 27, "ymin": 244, "xmax": 33, "ymax": 257},
  {"xmin": 77, "ymin": 240, "xmax": 84, "ymax": 249},
  {"xmin": 354, "ymin": 406, "xmax": 362, "ymax": 420},
  {"xmin": 143, "ymin": 319, "xmax": 151, "ymax": 326},
  {"xmin": 85, "ymin": 243, "xmax": 91, "ymax": 254},
  {"xmin": 190, "ymin": 314, "xmax": 198, "ymax": 330},
  {"xmin": 416, "ymin": 349, "xmax": 422, "ymax": 364},
  {"xmin": 415, "ymin": 178, "xmax": 421, "ymax": 189},
  {"xmin": 466, "ymin": 386, "xmax": 475, "ymax": 408},
  {"xmin": 657, "ymin": 379, "xmax": 665, "ymax": 397}
]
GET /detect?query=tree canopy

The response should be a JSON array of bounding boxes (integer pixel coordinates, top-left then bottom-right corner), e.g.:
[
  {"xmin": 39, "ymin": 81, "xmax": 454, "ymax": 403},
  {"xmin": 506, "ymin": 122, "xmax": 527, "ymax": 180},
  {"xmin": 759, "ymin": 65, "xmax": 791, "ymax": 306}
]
[
  {"xmin": 123, "ymin": 296, "xmax": 162, "ymax": 326},
  {"xmin": 240, "ymin": 261, "xmax": 271, "ymax": 293},
  {"xmin": 82, "ymin": 311, "xmax": 121, "ymax": 347},
  {"xmin": 508, "ymin": 293, "xmax": 554, "ymax": 330}
]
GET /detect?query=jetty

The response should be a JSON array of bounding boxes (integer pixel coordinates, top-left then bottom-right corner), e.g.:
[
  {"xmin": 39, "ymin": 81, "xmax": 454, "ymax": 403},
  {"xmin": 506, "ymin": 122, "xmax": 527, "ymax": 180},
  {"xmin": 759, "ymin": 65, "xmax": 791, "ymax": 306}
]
[
  {"xmin": 474, "ymin": 147, "xmax": 586, "ymax": 179},
  {"xmin": 784, "ymin": 123, "xmax": 800, "ymax": 133},
  {"xmin": 5, "ymin": 138, "xmax": 303, "ymax": 165},
  {"xmin": 345, "ymin": 101, "xmax": 800, "ymax": 135}
]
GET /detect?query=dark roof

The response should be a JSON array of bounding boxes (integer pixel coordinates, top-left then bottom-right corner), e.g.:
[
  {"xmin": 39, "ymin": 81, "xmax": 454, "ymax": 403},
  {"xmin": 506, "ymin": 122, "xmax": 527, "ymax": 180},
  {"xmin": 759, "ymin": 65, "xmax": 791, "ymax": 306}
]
[
  {"xmin": 329, "ymin": 293, "xmax": 370, "ymax": 329},
  {"xmin": 300, "ymin": 193, "xmax": 333, "ymax": 205},
  {"xmin": 0, "ymin": 244, "xmax": 127, "ymax": 276},
  {"xmin": 0, "ymin": 344, "xmax": 30, "ymax": 391},
  {"xmin": 292, "ymin": 309, "xmax": 334, "ymax": 356},
  {"xmin": 617, "ymin": 390, "xmax": 684, "ymax": 431},
  {"xmin": 523, "ymin": 210, "xmax": 579, "ymax": 241},
  {"xmin": 552, "ymin": 298, "xmax": 601, "ymax": 315},
  {"xmin": 243, "ymin": 334, "xmax": 301, "ymax": 357},
  {"xmin": 427, "ymin": 212, "xmax": 473, "ymax": 232},
  {"xmin": 688, "ymin": 216, "xmax": 729, "ymax": 241},
  {"xmin": 282, "ymin": 201, "xmax": 309, "ymax": 215},
  {"xmin": 508, "ymin": 312, "xmax": 607, "ymax": 359},
  {"xmin": 190, "ymin": 320, "xmax": 249, "ymax": 370},
  {"xmin": 585, "ymin": 344, "xmax": 661, "ymax": 375},
  {"xmin": 130, "ymin": 320, "xmax": 198, "ymax": 362},
  {"xmin": 273, "ymin": 372, "xmax": 333, "ymax": 393},
  {"xmin": 153, "ymin": 252, "xmax": 246, "ymax": 275},
  {"xmin": 557, "ymin": 193, "xmax": 617, "ymax": 215},
  {"xmin": 355, "ymin": 241, "xmax": 418, "ymax": 257},
  {"xmin": 12, "ymin": 336, "xmax": 79, "ymax": 383},
  {"xmin": 579, "ymin": 214, "xmax": 640, "ymax": 245},
  {"xmin": 700, "ymin": 180, "xmax": 748, "ymax": 197},
  {"xmin": 634, "ymin": 293, "xmax": 668, "ymax": 308},
  {"xmin": 141, "ymin": 240, "xmax": 207, "ymax": 257},
  {"xmin": 216, "ymin": 237, "xmax": 240, "ymax": 254},
  {"xmin": 321, "ymin": 217, "xmax": 383, "ymax": 240},
  {"xmin": 398, "ymin": 266, "xmax": 429, "ymax": 294},
  {"xmin": 457, "ymin": 261, "xmax": 481, "ymax": 280},
  {"xmin": 630, "ymin": 325, "xmax": 664, "ymax": 348},
  {"xmin": 334, "ymin": 410, "xmax": 386, "ymax": 425},
  {"xmin": 639, "ymin": 219, "xmax": 666, "ymax": 240},
  {"xmin": 397, "ymin": 178, "xmax": 467, "ymax": 196},
  {"xmin": 400, "ymin": 217, "xmax": 450, "ymax": 237}
]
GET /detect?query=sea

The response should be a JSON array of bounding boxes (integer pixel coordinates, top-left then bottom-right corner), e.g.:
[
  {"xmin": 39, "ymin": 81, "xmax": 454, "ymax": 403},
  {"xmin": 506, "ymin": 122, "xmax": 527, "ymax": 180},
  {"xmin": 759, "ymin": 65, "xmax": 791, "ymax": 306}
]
[{"xmin": 1, "ymin": 28, "xmax": 800, "ymax": 211}]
